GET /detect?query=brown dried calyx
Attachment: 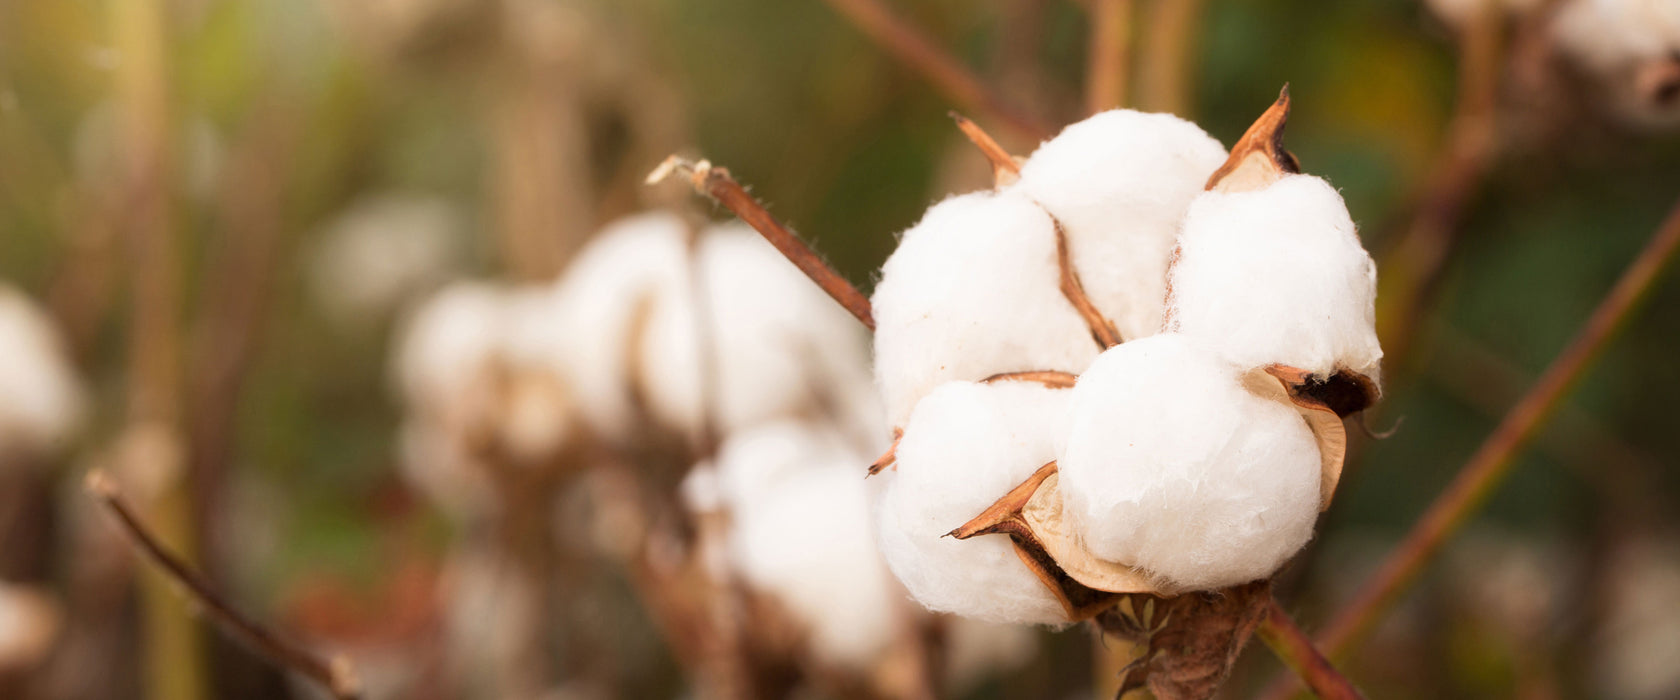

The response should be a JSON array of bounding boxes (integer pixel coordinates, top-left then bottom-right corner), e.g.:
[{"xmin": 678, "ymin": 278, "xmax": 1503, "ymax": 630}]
[{"xmin": 1204, "ymin": 86, "xmax": 1301, "ymax": 193}]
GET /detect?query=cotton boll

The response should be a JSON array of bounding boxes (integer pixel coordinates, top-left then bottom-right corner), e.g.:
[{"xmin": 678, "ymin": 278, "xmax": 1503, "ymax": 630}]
[
  {"xmin": 640, "ymin": 224, "xmax": 876, "ymax": 441},
  {"xmin": 551, "ymin": 212, "xmax": 691, "ymax": 441},
  {"xmin": 1058, "ymin": 334, "xmax": 1321, "ymax": 591},
  {"xmin": 1011, "ymin": 110, "xmax": 1229, "ymax": 342},
  {"xmin": 391, "ymin": 281, "xmax": 508, "ymax": 431},
  {"xmin": 1551, "ymin": 0, "xmax": 1680, "ymax": 127},
  {"xmin": 876, "ymin": 381, "xmax": 1071, "ymax": 625},
  {"xmin": 707, "ymin": 419, "xmax": 863, "ymax": 512},
  {"xmin": 730, "ymin": 465, "xmax": 898, "ymax": 669},
  {"xmin": 308, "ymin": 194, "xmax": 463, "ymax": 327},
  {"xmin": 871, "ymin": 191, "xmax": 1097, "ymax": 429},
  {"xmin": 0, "ymin": 286, "xmax": 84, "ymax": 459},
  {"xmin": 1168, "ymin": 174, "xmax": 1382, "ymax": 382}
]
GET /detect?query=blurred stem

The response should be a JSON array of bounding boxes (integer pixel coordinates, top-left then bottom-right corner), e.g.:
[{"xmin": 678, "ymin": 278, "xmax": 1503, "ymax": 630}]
[
  {"xmin": 818, "ymin": 0, "xmax": 1052, "ymax": 139},
  {"xmin": 1085, "ymin": 0, "xmax": 1133, "ymax": 115},
  {"xmin": 1259, "ymin": 194, "xmax": 1680, "ymax": 700},
  {"xmin": 1372, "ymin": 3, "xmax": 1504, "ymax": 368},
  {"xmin": 1255, "ymin": 598, "xmax": 1367, "ymax": 700},
  {"xmin": 1136, "ymin": 0, "xmax": 1206, "ymax": 116},
  {"xmin": 110, "ymin": 0, "xmax": 205, "ymax": 698}
]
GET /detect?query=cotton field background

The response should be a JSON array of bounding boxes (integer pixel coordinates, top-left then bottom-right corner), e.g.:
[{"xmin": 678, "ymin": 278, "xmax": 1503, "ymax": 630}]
[{"xmin": 2, "ymin": 0, "xmax": 1679, "ymax": 699}]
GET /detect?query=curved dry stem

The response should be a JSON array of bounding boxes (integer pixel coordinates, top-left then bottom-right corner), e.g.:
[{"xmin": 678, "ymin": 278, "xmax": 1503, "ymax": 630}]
[
  {"xmin": 1046, "ymin": 212, "xmax": 1123, "ymax": 348},
  {"xmin": 649, "ymin": 157, "xmax": 875, "ymax": 330},
  {"xmin": 1258, "ymin": 194, "xmax": 1680, "ymax": 700},
  {"xmin": 949, "ymin": 111, "xmax": 1021, "ymax": 187},
  {"xmin": 1255, "ymin": 598, "xmax": 1367, "ymax": 700},
  {"xmin": 980, "ymin": 370, "xmax": 1080, "ymax": 389},
  {"xmin": 85, "ymin": 471, "xmax": 362, "ymax": 700}
]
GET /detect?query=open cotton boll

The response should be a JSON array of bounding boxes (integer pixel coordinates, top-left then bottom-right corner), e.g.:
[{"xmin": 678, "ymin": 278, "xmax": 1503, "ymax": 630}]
[
  {"xmin": 551, "ymin": 212, "xmax": 691, "ymax": 441},
  {"xmin": 0, "ymin": 286, "xmax": 84, "ymax": 458},
  {"xmin": 392, "ymin": 281, "xmax": 509, "ymax": 427},
  {"xmin": 1010, "ymin": 110, "xmax": 1228, "ymax": 342},
  {"xmin": 876, "ymin": 381, "xmax": 1071, "ymax": 625},
  {"xmin": 707, "ymin": 419, "xmax": 865, "ymax": 512},
  {"xmin": 640, "ymin": 224, "xmax": 876, "ymax": 441},
  {"xmin": 730, "ymin": 465, "xmax": 898, "ymax": 669},
  {"xmin": 1551, "ymin": 0, "xmax": 1680, "ymax": 127},
  {"xmin": 1058, "ymin": 334, "xmax": 1322, "ymax": 591},
  {"xmin": 871, "ymin": 191, "xmax": 1097, "ymax": 429},
  {"xmin": 1168, "ymin": 174, "xmax": 1382, "ymax": 383}
]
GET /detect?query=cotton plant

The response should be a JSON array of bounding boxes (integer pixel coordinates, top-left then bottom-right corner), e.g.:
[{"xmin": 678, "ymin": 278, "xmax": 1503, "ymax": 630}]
[{"xmin": 655, "ymin": 88, "xmax": 1383, "ymax": 699}]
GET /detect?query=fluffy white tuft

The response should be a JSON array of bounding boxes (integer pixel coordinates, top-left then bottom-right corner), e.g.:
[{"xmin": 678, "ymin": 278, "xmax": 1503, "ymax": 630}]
[
  {"xmin": 1058, "ymin": 334, "xmax": 1322, "ymax": 590},
  {"xmin": 307, "ymin": 194, "xmax": 463, "ymax": 326},
  {"xmin": 1168, "ymin": 174, "xmax": 1382, "ymax": 382},
  {"xmin": 871, "ymin": 191, "xmax": 1097, "ymax": 428},
  {"xmin": 0, "ymin": 286, "xmax": 84, "ymax": 458},
  {"xmin": 875, "ymin": 381, "xmax": 1071, "ymax": 625},
  {"xmin": 1011, "ymin": 109, "xmax": 1229, "ymax": 342},
  {"xmin": 554, "ymin": 215, "xmax": 878, "ymax": 443}
]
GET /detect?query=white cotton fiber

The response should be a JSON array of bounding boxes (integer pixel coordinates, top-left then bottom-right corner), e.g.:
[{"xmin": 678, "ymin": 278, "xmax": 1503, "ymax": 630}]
[
  {"xmin": 706, "ymin": 419, "xmax": 862, "ymax": 512},
  {"xmin": 553, "ymin": 215, "xmax": 876, "ymax": 443},
  {"xmin": 0, "ymin": 286, "xmax": 84, "ymax": 458},
  {"xmin": 1167, "ymin": 174, "xmax": 1382, "ymax": 382},
  {"xmin": 1552, "ymin": 0, "xmax": 1679, "ymax": 74},
  {"xmin": 1058, "ymin": 334, "xmax": 1322, "ymax": 591},
  {"xmin": 871, "ymin": 191, "xmax": 1098, "ymax": 429},
  {"xmin": 391, "ymin": 281, "xmax": 508, "ymax": 429},
  {"xmin": 307, "ymin": 193, "xmax": 463, "ymax": 326},
  {"xmin": 1010, "ymin": 110, "xmax": 1229, "ymax": 342},
  {"xmin": 728, "ymin": 454, "xmax": 898, "ymax": 669},
  {"xmin": 875, "ymin": 381, "xmax": 1072, "ymax": 625},
  {"xmin": 638, "ymin": 224, "xmax": 876, "ymax": 442}
]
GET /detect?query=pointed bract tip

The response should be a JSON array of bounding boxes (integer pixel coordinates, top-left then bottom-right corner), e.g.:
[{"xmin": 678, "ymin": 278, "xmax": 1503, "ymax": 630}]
[{"xmin": 1204, "ymin": 86, "xmax": 1300, "ymax": 192}]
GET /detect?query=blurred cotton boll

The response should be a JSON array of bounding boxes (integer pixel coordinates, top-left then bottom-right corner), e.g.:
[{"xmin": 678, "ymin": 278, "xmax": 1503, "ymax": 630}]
[
  {"xmin": 0, "ymin": 582, "xmax": 60, "ymax": 675},
  {"xmin": 309, "ymin": 194, "xmax": 464, "ymax": 328},
  {"xmin": 1551, "ymin": 0, "xmax": 1680, "ymax": 127},
  {"xmin": 553, "ymin": 213, "xmax": 877, "ymax": 445},
  {"xmin": 1594, "ymin": 536, "xmax": 1680, "ymax": 700},
  {"xmin": 0, "ymin": 286, "xmax": 85, "ymax": 462}
]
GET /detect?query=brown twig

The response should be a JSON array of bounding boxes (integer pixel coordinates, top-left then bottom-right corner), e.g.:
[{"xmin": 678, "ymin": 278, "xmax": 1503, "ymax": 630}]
[
  {"xmin": 84, "ymin": 471, "xmax": 362, "ymax": 700},
  {"xmin": 1255, "ymin": 598, "xmax": 1367, "ymax": 700},
  {"xmin": 1258, "ymin": 194, "xmax": 1680, "ymax": 700},
  {"xmin": 979, "ymin": 370, "xmax": 1080, "ymax": 388},
  {"xmin": 1085, "ymin": 0, "xmax": 1133, "ymax": 115},
  {"xmin": 819, "ymin": 0, "xmax": 1052, "ymax": 139},
  {"xmin": 1050, "ymin": 213, "xmax": 1123, "ymax": 348},
  {"xmin": 649, "ymin": 157, "xmax": 875, "ymax": 330},
  {"xmin": 949, "ymin": 111, "xmax": 1021, "ymax": 186}
]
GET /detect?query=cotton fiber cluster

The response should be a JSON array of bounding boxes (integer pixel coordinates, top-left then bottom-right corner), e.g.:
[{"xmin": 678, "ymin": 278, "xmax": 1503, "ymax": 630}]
[
  {"xmin": 555, "ymin": 213, "xmax": 878, "ymax": 443},
  {"xmin": 1058, "ymin": 334, "xmax": 1322, "ymax": 591},
  {"xmin": 1011, "ymin": 110, "xmax": 1229, "ymax": 341},
  {"xmin": 875, "ymin": 381, "xmax": 1072, "ymax": 625},
  {"xmin": 1168, "ymin": 174, "xmax": 1382, "ymax": 381},
  {"xmin": 871, "ymin": 192, "xmax": 1096, "ymax": 428},
  {"xmin": 0, "ymin": 286, "xmax": 84, "ymax": 460},
  {"xmin": 308, "ymin": 193, "xmax": 463, "ymax": 327},
  {"xmin": 871, "ymin": 109, "xmax": 1226, "ymax": 428}
]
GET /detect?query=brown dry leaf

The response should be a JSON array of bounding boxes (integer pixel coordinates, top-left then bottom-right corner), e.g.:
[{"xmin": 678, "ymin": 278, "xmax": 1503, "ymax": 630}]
[
  {"xmin": 949, "ymin": 462, "xmax": 1125, "ymax": 620},
  {"xmin": 1204, "ymin": 86, "xmax": 1300, "ymax": 193}
]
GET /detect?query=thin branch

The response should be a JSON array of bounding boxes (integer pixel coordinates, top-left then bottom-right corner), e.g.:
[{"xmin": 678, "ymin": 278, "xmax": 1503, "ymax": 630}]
[
  {"xmin": 1258, "ymin": 194, "xmax": 1680, "ymax": 700},
  {"xmin": 949, "ymin": 111, "xmax": 1020, "ymax": 186},
  {"xmin": 649, "ymin": 157, "xmax": 875, "ymax": 330},
  {"xmin": 1255, "ymin": 597, "xmax": 1367, "ymax": 700},
  {"xmin": 84, "ymin": 471, "xmax": 362, "ymax": 700},
  {"xmin": 980, "ymin": 370, "xmax": 1080, "ymax": 388},
  {"xmin": 819, "ymin": 0, "xmax": 1052, "ymax": 140},
  {"xmin": 1085, "ymin": 0, "xmax": 1133, "ymax": 115},
  {"xmin": 1050, "ymin": 214, "xmax": 1123, "ymax": 347}
]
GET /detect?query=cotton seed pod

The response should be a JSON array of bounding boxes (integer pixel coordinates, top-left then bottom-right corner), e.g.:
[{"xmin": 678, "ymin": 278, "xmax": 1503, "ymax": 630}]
[
  {"xmin": 1167, "ymin": 173, "xmax": 1383, "ymax": 387},
  {"xmin": 553, "ymin": 213, "xmax": 875, "ymax": 444},
  {"xmin": 1010, "ymin": 109, "xmax": 1229, "ymax": 342},
  {"xmin": 874, "ymin": 381, "xmax": 1072, "ymax": 625},
  {"xmin": 871, "ymin": 191, "xmax": 1099, "ymax": 429},
  {"xmin": 1057, "ymin": 334, "xmax": 1323, "ymax": 591},
  {"xmin": 0, "ymin": 285, "xmax": 84, "ymax": 461}
]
